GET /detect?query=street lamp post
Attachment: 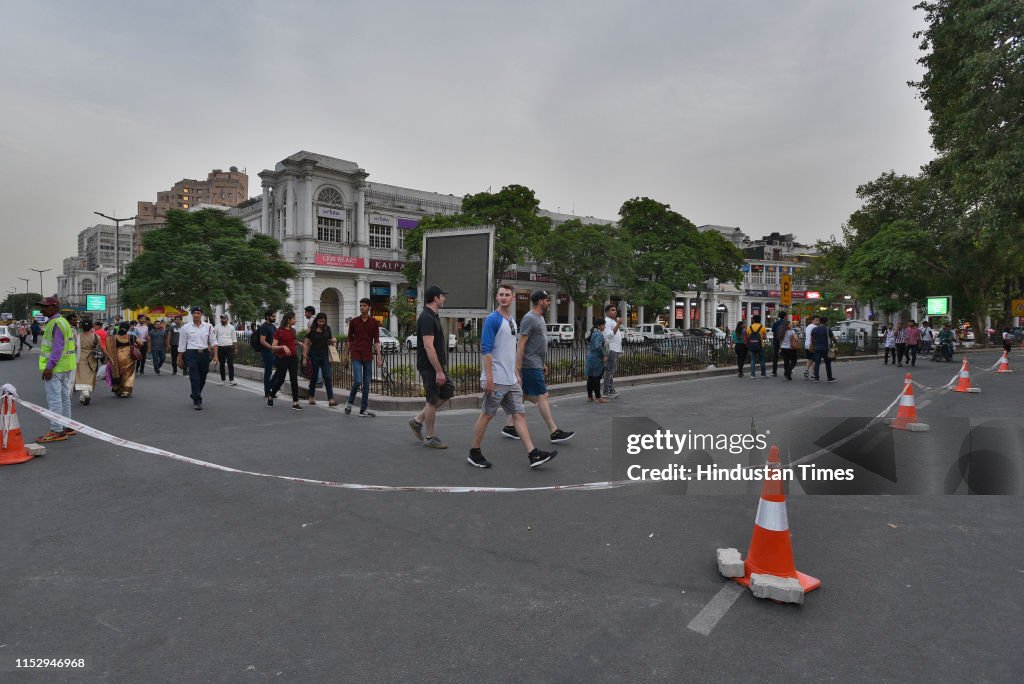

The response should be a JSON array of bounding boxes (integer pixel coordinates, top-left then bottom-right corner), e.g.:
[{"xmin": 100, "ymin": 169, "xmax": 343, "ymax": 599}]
[
  {"xmin": 17, "ymin": 277, "xmax": 30, "ymax": 318},
  {"xmin": 30, "ymin": 268, "xmax": 51, "ymax": 300},
  {"xmin": 94, "ymin": 212, "xmax": 136, "ymax": 320}
]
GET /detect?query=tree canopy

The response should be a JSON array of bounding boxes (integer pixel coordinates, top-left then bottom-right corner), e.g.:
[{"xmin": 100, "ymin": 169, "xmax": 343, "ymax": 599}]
[
  {"xmin": 540, "ymin": 218, "xmax": 626, "ymax": 309},
  {"xmin": 402, "ymin": 184, "xmax": 551, "ymax": 289},
  {"xmin": 824, "ymin": 1, "xmax": 1023, "ymax": 336},
  {"xmin": 121, "ymin": 209, "xmax": 297, "ymax": 321},
  {"xmin": 616, "ymin": 197, "xmax": 743, "ymax": 317},
  {"xmin": 0, "ymin": 292, "xmax": 42, "ymax": 320}
]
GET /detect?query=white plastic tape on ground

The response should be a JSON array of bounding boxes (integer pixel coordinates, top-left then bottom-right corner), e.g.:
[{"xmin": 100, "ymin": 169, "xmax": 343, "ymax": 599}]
[
  {"xmin": 910, "ymin": 369, "xmax": 961, "ymax": 393},
  {"xmin": 3, "ymin": 390, "xmax": 638, "ymax": 494}
]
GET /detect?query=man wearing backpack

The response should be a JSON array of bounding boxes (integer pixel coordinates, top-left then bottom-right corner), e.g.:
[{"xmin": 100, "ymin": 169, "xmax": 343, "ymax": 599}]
[
  {"xmin": 745, "ymin": 315, "xmax": 767, "ymax": 378},
  {"xmin": 770, "ymin": 311, "xmax": 788, "ymax": 377}
]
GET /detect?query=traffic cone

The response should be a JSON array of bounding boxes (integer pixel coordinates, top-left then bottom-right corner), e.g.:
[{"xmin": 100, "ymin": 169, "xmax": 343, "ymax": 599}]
[
  {"xmin": 0, "ymin": 394, "xmax": 33, "ymax": 466},
  {"xmin": 734, "ymin": 446, "xmax": 820, "ymax": 594},
  {"xmin": 995, "ymin": 352, "xmax": 1013, "ymax": 374},
  {"xmin": 890, "ymin": 374, "xmax": 929, "ymax": 431},
  {"xmin": 953, "ymin": 358, "xmax": 981, "ymax": 393}
]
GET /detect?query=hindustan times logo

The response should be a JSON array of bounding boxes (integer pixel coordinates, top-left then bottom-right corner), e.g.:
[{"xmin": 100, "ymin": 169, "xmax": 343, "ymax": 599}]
[{"xmin": 625, "ymin": 429, "xmax": 768, "ymax": 456}]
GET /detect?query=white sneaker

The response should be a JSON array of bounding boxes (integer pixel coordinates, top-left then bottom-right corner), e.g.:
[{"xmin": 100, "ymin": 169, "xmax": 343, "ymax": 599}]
[{"xmin": 229, "ymin": 381, "xmax": 237, "ymax": 386}]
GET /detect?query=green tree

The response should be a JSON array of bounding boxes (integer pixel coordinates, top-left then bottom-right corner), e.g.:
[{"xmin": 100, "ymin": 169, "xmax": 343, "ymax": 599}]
[
  {"xmin": 0, "ymin": 292, "xmax": 42, "ymax": 320},
  {"xmin": 402, "ymin": 185, "xmax": 551, "ymax": 290},
  {"xmin": 541, "ymin": 218, "xmax": 626, "ymax": 310},
  {"xmin": 910, "ymin": 0, "xmax": 1024, "ymax": 332},
  {"xmin": 121, "ymin": 209, "xmax": 297, "ymax": 321},
  {"xmin": 616, "ymin": 197, "xmax": 743, "ymax": 320},
  {"xmin": 387, "ymin": 294, "xmax": 418, "ymax": 338}
]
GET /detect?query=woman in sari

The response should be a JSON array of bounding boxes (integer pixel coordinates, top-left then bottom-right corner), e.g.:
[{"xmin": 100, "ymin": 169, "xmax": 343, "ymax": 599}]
[
  {"xmin": 106, "ymin": 322, "xmax": 139, "ymax": 398},
  {"xmin": 75, "ymin": 320, "xmax": 101, "ymax": 405}
]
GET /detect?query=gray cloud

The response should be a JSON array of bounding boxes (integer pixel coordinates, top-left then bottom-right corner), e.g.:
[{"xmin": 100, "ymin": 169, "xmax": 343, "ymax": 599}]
[{"xmin": 0, "ymin": 0, "xmax": 932, "ymax": 297}]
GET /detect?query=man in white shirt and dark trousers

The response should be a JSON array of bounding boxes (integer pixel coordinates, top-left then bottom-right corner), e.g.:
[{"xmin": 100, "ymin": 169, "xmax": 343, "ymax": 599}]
[
  {"xmin": 467, "ymin": 284, "xmax": 557, "ymax": 469},
  {"xmin": 213, "ymin": 313, "xmax": 237, "ymax": 385},
  {"xmin": 603, "ymin": 303, "xmax": 623, "ymax": 396},
  {"xmin": 177, "ymin": 307, "xmax": 218, "ymax": 410}
]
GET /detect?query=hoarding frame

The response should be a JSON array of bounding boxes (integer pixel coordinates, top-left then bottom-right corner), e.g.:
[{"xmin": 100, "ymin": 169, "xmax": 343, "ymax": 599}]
[{"xmin": 421, "ymin": 226, "xmax": 496, "ymax": 318}]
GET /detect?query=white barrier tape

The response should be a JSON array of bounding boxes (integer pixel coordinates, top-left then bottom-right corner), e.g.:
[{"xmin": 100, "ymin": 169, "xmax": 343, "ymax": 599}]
[
  {"xmin": 5, "ymin": 393, "xmax": 640, "ymax": 494},
  {"xmin": 910, "ymin": 370, "xmax": 961, "ymax": 394}
]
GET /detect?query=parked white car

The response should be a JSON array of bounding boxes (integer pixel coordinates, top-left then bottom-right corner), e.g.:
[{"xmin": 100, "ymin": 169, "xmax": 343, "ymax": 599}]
[
  {"xmin": 638, "ymin": 323, "xmax": 667, "ymax": 342},
  {"xmin": 0, "ymin": 325, "xmax": 15, "ymax": 359},
  {"xmin": 378, "ymin": 328, "xmax": 400, "ymax": 353},
  {"xmin": 623, "ymin": 327, "xmax": 645, "ymax": 344},
  {"xmin": 406, "ymin": 332, "xmax": 456, "ymax": 352},
  {"xmin": 546, "ymin": 323, "xmax": 575, "ymax": 347}
]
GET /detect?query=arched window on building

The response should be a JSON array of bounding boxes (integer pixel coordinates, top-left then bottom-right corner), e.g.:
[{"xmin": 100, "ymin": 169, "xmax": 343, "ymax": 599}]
[
  {"xmin": 81, "ymin": 279, "xmax": 94, "ymax": 295},
  {"xmin": 316, "ymin": 186, "xmax": 348, "ymax": 245}
]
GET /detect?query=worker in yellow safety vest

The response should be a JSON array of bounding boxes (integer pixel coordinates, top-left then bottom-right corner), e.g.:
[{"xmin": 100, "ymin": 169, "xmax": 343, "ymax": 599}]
[{"xmin": 36, "ymin": 296, "xmax": 77, "ymax": 443}]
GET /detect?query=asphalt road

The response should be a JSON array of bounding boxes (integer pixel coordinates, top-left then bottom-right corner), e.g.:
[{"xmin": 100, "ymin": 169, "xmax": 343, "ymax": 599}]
[{"xmin": 1, "ymin": 350, "xmax": 1022, "ymax": 682}]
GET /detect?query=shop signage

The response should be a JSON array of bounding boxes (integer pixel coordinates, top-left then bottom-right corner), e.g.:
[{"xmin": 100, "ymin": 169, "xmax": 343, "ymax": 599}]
[
  {"xmin": 317, "ymin": 206, "xmax": 345, "ymax": 220},
  {"xmin": 501, "ymin": 270, "xmax": 556, "ymax": 283},
  {"xmin": 368, "ymin": 214, "xmax": 395, "ymax": 227},
  {"xmin": 315, "ymin": 253, "xmax": 366, "ymax": 268},
  {"xmin": 370, "ymin": 287, "xmax": 391, "ymax": 296},
  {"xmin": 370, "ymin": 259, "xmax": 405, "ymax": 272}
]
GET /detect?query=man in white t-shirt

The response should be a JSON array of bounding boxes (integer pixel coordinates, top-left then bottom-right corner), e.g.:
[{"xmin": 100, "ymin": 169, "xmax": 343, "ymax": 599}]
[
  {"xmin": 803, "ymin": 315, "xmax": 820, "ymax": 380},
  {"xmin": 467, "ymin": 284, "xmax": 557, "ymax": 470},
  {"xmin": 603, "ymin": 303, "xmax": 624, "ymax": 396}
]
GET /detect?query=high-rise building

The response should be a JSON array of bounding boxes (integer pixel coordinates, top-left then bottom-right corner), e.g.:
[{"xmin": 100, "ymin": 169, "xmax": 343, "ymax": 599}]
[{"xmin": 135, "ymin": 166, "xmax": 248, "ymax": 253}]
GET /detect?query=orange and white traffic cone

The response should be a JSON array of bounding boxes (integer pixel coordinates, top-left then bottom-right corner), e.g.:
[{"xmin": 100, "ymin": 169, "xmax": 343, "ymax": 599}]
[
  {"xmin": 0, "ymin": 394, "xmax": 33, "ymax": 466},
  {"xmin": 890, "ymin": 374, "xmax": 929, "ymax": 431},
  {"xmin": 995, "ymin": 352, "xmax": 1012, "ymax": 374},
  {"xmin": 733, "ymin": 446, "xmax": 820, "ymax": 600},
  {"xmin": 953, "ymin": 358, "xmax": 981, "ymax": 393}
]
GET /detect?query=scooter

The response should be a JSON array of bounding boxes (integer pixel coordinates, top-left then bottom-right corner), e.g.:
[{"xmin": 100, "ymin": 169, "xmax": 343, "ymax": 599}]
[{"xmin": 931, "ymin": 341, "xmax": 954, "ymax": 362}]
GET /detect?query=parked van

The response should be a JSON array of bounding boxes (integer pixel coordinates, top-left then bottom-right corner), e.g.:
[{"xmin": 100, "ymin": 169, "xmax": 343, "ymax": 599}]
[
  {"xmin": 546, "ymin": 323, "xmax": 575, "ymax": 347},
  {"xmin": 638, "ymin": 323, "xmax": 666, "ymax": 342}
]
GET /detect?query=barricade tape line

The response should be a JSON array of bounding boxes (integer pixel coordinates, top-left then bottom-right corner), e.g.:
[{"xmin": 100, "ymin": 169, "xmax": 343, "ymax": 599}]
[
  {"xmin": 783, "ymin": 390, "xmax": 904, "ymax": 469},
  {"xmin": 3, "ymin": 392, "xmax": 640, "ymax": 494}
]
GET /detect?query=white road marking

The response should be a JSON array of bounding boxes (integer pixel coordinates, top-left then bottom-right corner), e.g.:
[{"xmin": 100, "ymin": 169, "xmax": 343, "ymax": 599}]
[{"xmin": 687, "ymin": 582, "xmax": 745, "ymax": 636}]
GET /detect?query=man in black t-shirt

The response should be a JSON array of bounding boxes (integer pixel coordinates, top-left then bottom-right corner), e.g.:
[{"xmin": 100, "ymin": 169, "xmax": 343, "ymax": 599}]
[
  {"xmin": 409, "ymin": 285, "xmax": 449, "ymax": 449},
  {"xmin": 257, "ymin": 310, "xmax": 278, "ymax": 400}
]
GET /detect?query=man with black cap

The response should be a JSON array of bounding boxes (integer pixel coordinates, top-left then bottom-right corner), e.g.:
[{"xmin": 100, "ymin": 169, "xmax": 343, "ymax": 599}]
[
  {"xmin": 409, "ymin": 285, "xmax": 450, "ymax": 448},
  {"xmin": 501, "ymin": 290, "xmax": 574, "ymax": 445},
  {"xmin": 35, "ymin": 296, "xmax": 77, "ymax": 443},
  {"xmin": 177, "ymin": 307, "xmax": 218, "ymax": 409}
]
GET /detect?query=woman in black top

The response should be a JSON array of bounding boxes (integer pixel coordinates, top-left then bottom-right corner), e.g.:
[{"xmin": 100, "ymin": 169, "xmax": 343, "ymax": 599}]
[{"xmin": 302, "ymin": 313, "xmax": 336, "ymax": 406}]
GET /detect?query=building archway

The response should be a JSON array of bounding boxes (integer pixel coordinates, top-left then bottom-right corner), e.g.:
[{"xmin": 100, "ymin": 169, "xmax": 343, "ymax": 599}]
[{"xmin": 319, "ymin": 287, "xmax": 342, "ymax": 333}]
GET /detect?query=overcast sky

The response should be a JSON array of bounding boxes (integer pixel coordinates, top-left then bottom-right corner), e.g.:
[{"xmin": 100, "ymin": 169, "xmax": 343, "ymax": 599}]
[{"xmin": 0, "ymin": 0, "xmax": 934, "ymax": 298}]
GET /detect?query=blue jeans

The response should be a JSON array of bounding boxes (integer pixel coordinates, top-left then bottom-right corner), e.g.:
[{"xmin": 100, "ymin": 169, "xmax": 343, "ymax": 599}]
[
  {"xmin": 308, "ymin": 352, "xmax": 333, "ymax": 401},
  {"xmin": 44, "ymin": 371, "xmax": 73, "ymax": 432},
  {"xmin": 261, "ymin": 349, "xmax": 276, "ymax": 397},
  {"xmin": 748, "ymin": 348, "xmax": 766, "ymax": 377},
  {"xmin": 184, "ymin": 349, "xmax": 211, "ymax": 404},
  {"xmin": 348, "ymin": 359, "xmax": 373, "ymax": 411},
  {"xmin": 151, "ymin": 349, "xmax": 165, "ymax": 373},
  {"xmin": 813, "ymin": 349, "xmax": 833, "ymax": 381}
]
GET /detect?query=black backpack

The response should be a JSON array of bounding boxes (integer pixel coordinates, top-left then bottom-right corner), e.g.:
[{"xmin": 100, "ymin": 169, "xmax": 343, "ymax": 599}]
[
  {"xmin": 746, "ymin": 325, "xmax": 763, "ymax": 352},
  {"xmin": 250, "ymin": 328, "xmax": 263, "ymax": 353}
]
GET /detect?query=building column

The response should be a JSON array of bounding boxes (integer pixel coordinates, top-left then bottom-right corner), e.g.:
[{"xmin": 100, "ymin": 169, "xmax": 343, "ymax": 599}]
[
  {"xmin": 286, "ymin": 177, "xmax": 296, "ymax": 237},
  {"xmin": 548, "ymin": 285, "xmax": 558, "ymax": 324},
  {"xmin": 568, "ymin": 298, "xmax": 576, "ymax": 334},
  {"xmin": 356, "ymin": 183, "xmax": 367, "ymax": 252},
  {"xmin": 304, "ymin": 174, "xmax": 314, "ymax": 238},
  {"xmin": 638, "ymin": 305, "xmax": 645, "ymax": 324},
  {"xmin": 261, "ymin": 180, "xmax": 271, "ymax": 235}
]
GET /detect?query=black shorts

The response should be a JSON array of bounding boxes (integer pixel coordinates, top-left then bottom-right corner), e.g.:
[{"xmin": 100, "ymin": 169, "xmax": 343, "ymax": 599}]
[{"xmin": 420, "ymin": 369, "xmax": 443, "ymax": 405}]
